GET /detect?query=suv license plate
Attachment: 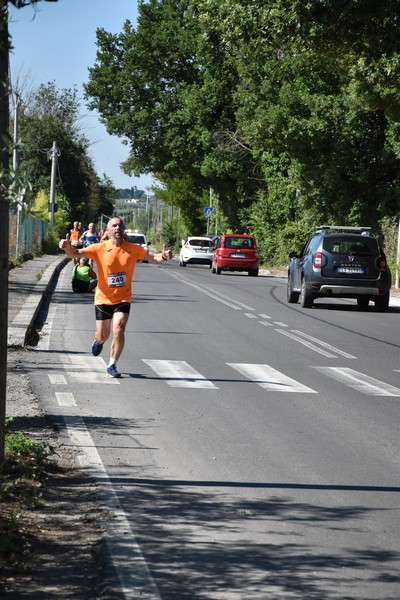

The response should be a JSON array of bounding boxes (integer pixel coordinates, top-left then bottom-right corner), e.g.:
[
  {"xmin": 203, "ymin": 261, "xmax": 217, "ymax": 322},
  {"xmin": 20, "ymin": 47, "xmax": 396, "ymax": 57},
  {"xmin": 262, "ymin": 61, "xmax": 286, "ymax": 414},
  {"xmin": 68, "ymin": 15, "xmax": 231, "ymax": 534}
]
[{"xmin": 338, "ymin": 267, "xmax": 364, "ymax": 274}]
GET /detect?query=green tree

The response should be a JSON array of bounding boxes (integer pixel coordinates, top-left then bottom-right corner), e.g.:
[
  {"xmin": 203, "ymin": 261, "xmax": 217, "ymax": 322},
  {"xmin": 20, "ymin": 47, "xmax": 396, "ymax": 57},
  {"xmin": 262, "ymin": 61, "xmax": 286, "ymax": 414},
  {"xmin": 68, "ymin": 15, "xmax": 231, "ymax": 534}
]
[
  {"xmin": 85, "ymin": 0, "xmax": 262, "ymax": 232},
  {"xmin": 195, "ymin": 0, "xmax": 400, "ymax": 228},
  {"xmin": 1, "ymin": 0, "xmax": 61, "ymax": 471},
  {"xmin": 15, "ymin": 82, "xmax": 101, "ymax": 223},
  {"xmin": 85, "ymin": 0, "xmax": 400, "ymax": 237}
]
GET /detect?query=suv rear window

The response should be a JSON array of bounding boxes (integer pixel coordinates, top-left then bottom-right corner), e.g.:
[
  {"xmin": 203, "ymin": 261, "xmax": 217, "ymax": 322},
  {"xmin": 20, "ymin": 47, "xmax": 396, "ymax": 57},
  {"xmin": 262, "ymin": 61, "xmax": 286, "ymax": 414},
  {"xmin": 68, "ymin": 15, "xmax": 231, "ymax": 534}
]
[{"xmin": 323, "ymin": 236, "xmax": 377, "ymax": 255}]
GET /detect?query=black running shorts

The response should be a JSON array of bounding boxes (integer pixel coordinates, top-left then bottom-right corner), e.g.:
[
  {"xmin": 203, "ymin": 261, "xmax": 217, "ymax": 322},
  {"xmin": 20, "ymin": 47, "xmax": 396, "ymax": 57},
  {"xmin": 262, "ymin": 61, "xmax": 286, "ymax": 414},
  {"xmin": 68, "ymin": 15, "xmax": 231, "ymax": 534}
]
[{"xmin": 95, "ymin": 302, "xmax": 131, "ymax": 321}]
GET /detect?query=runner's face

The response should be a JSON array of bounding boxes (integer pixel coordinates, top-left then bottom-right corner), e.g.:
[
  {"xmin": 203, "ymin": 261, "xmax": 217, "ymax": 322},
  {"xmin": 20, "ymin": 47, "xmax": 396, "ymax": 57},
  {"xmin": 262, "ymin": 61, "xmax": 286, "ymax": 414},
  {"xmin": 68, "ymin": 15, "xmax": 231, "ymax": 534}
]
[{"xmin": 109, "ymin": 219, "xmax": 124, "ymax": 239}]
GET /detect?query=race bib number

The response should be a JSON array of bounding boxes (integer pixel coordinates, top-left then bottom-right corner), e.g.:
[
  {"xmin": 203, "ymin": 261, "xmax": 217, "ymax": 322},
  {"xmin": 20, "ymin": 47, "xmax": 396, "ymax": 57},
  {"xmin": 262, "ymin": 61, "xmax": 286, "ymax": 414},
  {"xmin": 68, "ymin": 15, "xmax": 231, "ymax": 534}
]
[{"xmin": 108, "ymin": 272, "xmax": 127, "ymax": 288}]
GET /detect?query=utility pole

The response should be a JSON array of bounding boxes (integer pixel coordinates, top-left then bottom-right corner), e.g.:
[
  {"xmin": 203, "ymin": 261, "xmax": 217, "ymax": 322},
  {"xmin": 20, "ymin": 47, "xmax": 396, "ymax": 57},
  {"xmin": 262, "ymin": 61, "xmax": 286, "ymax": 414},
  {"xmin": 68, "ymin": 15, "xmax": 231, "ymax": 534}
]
[
  {"xmin": 395, "ymin": 216, "xmax": 400, "ymax": 289},
  {"xmin": 13, "ymin": 92, "xmax": 19, "ymax": 173},
  {"xmin": 13, "ymin": 92, "xmax": 22, "ymax": 258},
  {"xmin": 48, "ymin": 141, "xmax": 59, "ymax": 225},
  {"xmin": 0, "ymin": 2, "xmax": 10, "ymax": 466}
]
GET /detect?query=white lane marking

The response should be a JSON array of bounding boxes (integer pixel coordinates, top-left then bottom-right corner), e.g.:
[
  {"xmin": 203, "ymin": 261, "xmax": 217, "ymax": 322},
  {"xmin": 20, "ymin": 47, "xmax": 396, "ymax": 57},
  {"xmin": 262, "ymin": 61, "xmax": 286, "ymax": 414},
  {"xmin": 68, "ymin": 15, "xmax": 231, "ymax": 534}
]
[
  {"xmin": 273, "ymin": 322, "xmax": 288, "ymax": 327},
  {"xmin": 167, "ymin": 271, "xmax": 254, "ymax": 311},
  {"xmin": 58, "ymin": 355, "xmax": 120, "ymax": 384},
  {"xmin": 66, "ymin": 372, "xmax": 120, "ymax": 384},
  {"xmin": 258, "ymin": 314, "xmax": 271, "ymax": 319},
  {"xmin": 244, "ymin": 313, "xmax": 258, "ymax": 319},
  {"xmin": 260, "ymin": 321, "xmax": 273, "ymax": 327},
  {"xmin": 227, "ymin": 363, "xmax": 317, "ymax": 393},
  {"xmin": 59, "ymin": 354, "xmax": 105, "ymax": 370},
  {"xmin": 56, "ymin": 392, "xmax": 76, "ymax": 407},
  {"xmin": 276, "ymin": 330, "xmax": 337, "ymax": 358},
  {"xmin": 143, "ymin": 359, "xmax": 218, "ymax": 389},
  {"xmin": 291, "ymin": 330, "xmax": 357, "ymax": 359},
  {"xmin": 63, "ymin": 415, "xmax": 161, "ymax": 599},
  {"xmin": 49, "ymin": 374, "xmax": 67, "ymax": 385},
  {"xmin": 314, "ymin": 367, "xmax": 400, "ymax": 396},
  {"xmin": 39, "ymin": 304, "xmax": 59, "ymax": 351}
]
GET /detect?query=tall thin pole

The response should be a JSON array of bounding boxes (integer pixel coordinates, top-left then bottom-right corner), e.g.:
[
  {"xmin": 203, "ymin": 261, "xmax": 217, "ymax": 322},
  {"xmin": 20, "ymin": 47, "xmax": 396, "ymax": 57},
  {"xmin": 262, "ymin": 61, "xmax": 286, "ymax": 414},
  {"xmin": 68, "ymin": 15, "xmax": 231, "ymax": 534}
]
[
  {"xmin": 13, "ymin": 93, "xmax": 22, "ymax": 258},
  {"xmin": 395, "ymin": 216, "xmax": 400, "ymax": 289},
  {"xmin": 49, "ymin": 141, "xmax": 58, "ymax": 225},
  {"xmin": 0, "ymin": 1, "xmax": 10, "ymax": 466},
  {"xmin": 13, "ymin": 92, "xmax": 19, "ymax": 172}
]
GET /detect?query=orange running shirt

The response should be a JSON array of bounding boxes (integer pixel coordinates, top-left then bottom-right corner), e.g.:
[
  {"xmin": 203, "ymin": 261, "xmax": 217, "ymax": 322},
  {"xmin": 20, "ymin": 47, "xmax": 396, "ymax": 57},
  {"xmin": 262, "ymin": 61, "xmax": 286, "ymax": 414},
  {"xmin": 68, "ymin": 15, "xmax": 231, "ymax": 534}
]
[
  {"xmin": 84, "ymin": 240, "xmax": 147, "ymax": 305},
  {"xmin": 70, "ymin": 229, "xmax": 83, "ymax": 247}
]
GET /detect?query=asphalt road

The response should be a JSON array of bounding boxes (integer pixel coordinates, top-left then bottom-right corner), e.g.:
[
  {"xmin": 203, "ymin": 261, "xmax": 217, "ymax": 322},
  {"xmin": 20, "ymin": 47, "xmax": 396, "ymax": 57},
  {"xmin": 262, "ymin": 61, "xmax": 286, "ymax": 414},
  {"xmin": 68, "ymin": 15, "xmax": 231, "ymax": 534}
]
[{"xmin": 25, "ymin": 260, "xmax": 400, "ymax": 599}]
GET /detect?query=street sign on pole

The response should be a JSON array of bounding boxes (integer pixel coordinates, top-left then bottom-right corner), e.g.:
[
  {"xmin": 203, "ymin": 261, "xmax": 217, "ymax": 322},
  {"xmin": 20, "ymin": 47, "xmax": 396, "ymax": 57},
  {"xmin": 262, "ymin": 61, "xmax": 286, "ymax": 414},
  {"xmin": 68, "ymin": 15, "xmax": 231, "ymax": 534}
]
[{"xmin": 204, "ymin": 206, "xmax": 213, "ymax": 218}]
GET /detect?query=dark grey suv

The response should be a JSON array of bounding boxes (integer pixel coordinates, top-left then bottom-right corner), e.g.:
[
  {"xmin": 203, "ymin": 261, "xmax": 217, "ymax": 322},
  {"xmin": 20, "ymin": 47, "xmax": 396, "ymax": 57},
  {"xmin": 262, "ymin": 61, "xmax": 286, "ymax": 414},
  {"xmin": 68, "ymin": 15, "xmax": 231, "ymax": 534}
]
[{"xmin": 287, "ymin": 226, "xmax": 391, "ymax": 311}]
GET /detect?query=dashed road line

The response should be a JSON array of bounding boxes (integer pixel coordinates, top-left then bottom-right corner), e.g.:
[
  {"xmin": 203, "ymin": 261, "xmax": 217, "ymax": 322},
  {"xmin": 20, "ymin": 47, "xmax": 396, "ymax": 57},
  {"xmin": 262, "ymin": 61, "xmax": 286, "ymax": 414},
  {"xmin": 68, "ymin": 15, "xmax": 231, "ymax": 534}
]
[
  {"xmin": 167, "ymin": 271, "xmax": 255, "ymax": 310},
  {"xmin": 291, "ymin": 330, "xmax": 357, "ymax": 359},
  {"xmin": 276, "ymin": 329, "xmax": 337, "ymax": 358}
]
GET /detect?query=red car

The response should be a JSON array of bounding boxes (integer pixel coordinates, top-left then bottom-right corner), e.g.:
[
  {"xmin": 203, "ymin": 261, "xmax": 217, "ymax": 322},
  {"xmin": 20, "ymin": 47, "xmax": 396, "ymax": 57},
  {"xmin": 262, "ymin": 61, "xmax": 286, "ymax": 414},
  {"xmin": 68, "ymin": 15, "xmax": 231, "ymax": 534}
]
[{"xmin": 212, "ymin": 234, "xmax": 259, "ymax": 276}]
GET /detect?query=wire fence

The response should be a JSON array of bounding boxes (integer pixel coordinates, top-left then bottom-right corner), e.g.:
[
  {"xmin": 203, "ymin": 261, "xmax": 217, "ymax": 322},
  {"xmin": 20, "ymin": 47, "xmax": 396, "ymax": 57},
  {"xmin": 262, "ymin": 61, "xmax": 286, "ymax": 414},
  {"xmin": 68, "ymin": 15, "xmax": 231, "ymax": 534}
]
[{"xmin": 9, "ymin": 209, "xmax": 48, "ymax": 259}]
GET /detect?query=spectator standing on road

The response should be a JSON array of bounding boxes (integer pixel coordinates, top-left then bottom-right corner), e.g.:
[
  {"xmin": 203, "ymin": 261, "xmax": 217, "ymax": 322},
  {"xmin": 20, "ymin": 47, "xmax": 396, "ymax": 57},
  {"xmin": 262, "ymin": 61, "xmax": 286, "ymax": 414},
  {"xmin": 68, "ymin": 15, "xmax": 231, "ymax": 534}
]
[{"xmin": 59, "ymin": 215, "xmax": 172, "ymax": 378}]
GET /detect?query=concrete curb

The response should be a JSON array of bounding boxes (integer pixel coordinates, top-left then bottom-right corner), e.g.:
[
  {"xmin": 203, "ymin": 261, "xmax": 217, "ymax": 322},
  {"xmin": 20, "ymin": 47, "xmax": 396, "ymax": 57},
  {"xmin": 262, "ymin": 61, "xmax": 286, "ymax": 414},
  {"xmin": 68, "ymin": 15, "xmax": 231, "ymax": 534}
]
[{"xmin": 8, "ymin": 256, "xmax": 69, "ymax": 348}]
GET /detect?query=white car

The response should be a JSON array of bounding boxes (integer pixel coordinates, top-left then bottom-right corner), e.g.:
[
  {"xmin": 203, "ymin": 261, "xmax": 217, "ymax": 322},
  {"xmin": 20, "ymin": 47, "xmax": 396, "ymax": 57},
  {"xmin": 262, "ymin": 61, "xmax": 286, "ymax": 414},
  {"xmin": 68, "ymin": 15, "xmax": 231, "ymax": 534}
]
[
  {"xmin": 125, "ymin": 230, "xmax": 150, "ymax": 263},
  {"xmin": 179, "ymin": 236, "xmax": 214, "ymax": 268}
]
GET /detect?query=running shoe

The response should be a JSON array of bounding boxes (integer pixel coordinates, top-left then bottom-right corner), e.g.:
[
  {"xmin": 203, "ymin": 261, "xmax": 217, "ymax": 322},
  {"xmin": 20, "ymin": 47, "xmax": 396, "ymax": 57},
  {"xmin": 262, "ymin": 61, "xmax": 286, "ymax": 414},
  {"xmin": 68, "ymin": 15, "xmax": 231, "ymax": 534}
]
[
  {"xmin": 107, "ymin": 364, "xmax": 121, "ymax": 378},
  {"xmin": 91, "ymin": 340, "xmax": 104, "ymax": 357}
]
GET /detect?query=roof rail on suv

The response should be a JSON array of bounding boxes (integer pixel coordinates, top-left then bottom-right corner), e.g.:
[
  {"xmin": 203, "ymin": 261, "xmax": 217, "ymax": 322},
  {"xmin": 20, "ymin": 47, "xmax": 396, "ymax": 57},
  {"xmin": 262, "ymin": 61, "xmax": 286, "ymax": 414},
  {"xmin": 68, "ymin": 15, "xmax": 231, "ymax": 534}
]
[{"xmin": 315, "ymin": 225, "xmax": 372, "ymax": 236}]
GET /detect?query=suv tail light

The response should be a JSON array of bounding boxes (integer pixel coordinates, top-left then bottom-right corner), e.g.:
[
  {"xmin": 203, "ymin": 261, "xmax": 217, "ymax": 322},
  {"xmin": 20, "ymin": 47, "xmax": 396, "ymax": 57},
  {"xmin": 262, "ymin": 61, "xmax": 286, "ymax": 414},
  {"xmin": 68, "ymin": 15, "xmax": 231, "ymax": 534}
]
[
  {"xmin": 313, "ymin": 251, "xmax": 326, "ymax": 269},
  {"xmin": 377, "ymin": 253, "xmax": 387, "ymax": 272}
]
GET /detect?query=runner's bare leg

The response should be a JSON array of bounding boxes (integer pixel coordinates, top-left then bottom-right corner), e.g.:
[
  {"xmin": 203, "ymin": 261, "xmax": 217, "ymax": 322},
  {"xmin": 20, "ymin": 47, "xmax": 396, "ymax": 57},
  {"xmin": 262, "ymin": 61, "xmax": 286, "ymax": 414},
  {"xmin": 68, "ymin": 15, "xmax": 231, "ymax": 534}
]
[{"xmin": 109, "ymin": 312, "xmax": 129, "ymax": 361}]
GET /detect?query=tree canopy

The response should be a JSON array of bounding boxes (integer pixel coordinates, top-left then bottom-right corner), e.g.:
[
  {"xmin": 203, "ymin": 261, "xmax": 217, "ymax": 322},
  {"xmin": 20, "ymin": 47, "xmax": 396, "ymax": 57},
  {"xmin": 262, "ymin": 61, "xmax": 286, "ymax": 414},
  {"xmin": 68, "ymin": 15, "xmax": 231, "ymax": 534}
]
[
  {"xmin": 14, "ymin": 81, "xmax": 115, "ymax": 226},
  {"xmin": 85, "ymin": 0, "xmax": 400, "ymax": 264}
]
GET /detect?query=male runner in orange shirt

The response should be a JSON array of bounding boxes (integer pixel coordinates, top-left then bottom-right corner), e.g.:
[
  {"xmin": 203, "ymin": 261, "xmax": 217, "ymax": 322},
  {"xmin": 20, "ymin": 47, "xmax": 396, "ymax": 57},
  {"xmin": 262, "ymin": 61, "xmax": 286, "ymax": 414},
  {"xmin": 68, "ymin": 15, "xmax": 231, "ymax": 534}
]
[{"xmin": 59, "ymin": 216, "xmax": 172, "ymax": 377}]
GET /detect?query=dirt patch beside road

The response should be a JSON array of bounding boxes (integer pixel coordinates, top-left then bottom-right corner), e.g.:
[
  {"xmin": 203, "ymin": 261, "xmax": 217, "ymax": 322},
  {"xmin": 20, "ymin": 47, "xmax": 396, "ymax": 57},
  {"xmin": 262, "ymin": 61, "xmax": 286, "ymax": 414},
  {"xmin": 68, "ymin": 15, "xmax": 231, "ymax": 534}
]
[{"xmin": 2, "ymin": 349, "xmax": 112, "ymax": 599}]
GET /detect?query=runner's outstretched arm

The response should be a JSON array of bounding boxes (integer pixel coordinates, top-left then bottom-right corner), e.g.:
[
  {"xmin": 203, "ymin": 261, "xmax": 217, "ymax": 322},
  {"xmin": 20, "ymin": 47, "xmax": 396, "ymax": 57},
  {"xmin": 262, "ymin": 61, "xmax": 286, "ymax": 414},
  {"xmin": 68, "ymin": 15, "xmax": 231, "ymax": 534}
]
[{"xmin": 144, "ymin": 243, "xmax": 172, "ymax": 264}]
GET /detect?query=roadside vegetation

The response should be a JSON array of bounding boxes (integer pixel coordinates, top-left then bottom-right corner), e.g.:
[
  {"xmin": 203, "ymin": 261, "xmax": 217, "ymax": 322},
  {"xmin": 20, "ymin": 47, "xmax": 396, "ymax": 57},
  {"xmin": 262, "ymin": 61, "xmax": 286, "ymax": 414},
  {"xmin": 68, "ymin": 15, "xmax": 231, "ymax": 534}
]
[
  {"xmin": 8, "ymin": 1, "xmax": 399, "ymax": 273},
  {"xmin": 83, "ymin": 0, "xmax": 399, "ymax": 269},
  {"xmin": 0, "ymin": 419, "xmax": 57, "ymax": 580}
]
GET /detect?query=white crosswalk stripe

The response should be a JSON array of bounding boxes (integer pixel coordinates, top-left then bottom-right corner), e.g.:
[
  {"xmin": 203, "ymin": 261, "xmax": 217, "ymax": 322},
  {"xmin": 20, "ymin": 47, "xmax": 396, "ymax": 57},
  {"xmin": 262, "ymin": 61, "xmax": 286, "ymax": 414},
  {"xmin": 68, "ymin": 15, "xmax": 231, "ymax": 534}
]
[
  {"xmin": 48, "ymin": 374, "xmax": 67, "ymax": 385},
  {"xmin": 227, "ymin": 363, "xmax": 317, "ymax": 393},
  {"xmin": 47, "ymin": 355, "xmax": 398, "ymax": 396},
  {"xmin": 143, "ymin": 359, "xmax": 218, "ymax": 389},
  {"xmin": 56, "ymin": 392, "xmax": 76, "ymax": 407},
  {"xmin": 49, "ymin": 355, "xmax": 120, "ymax": 384},
  {"xmin": 313, "ymin": 367, "xmax": 400, "ymax": 396}
]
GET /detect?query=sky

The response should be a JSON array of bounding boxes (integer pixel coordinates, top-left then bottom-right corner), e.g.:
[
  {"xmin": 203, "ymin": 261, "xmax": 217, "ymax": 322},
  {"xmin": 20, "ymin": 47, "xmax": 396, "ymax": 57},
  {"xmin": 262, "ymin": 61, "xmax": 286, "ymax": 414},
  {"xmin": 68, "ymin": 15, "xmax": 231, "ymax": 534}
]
[{"xmin": 8, "ymin": 0, "xmax": 156, "ymax": 192}]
